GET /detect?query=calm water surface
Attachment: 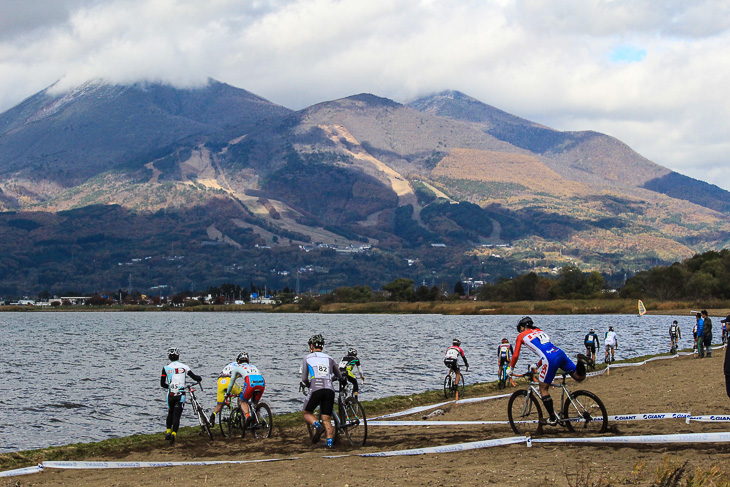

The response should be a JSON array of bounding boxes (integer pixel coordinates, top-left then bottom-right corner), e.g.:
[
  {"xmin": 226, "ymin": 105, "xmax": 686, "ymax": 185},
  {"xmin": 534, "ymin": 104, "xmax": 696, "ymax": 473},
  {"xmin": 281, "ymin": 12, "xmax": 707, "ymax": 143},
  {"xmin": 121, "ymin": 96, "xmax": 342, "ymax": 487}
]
[{"xmin": 0, "ymin": 311, "xmax": 705, "ymax": 452}]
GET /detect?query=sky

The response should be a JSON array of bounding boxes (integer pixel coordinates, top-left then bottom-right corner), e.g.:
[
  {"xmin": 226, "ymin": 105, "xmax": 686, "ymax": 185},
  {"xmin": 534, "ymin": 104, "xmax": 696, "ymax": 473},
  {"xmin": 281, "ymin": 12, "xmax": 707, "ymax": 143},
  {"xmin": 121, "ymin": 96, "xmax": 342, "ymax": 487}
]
[{"xmin": 1, "ymin": 0, "xmax": 729, "ymax": 190}]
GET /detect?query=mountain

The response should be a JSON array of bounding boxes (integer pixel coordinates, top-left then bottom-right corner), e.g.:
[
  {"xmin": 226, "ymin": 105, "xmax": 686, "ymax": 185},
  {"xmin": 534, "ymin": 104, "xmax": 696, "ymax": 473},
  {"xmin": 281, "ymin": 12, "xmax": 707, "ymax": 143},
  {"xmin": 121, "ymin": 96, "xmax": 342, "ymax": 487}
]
[{"xmin": 0, "ymin": 81, "xmax": 728, "ymax": 296}]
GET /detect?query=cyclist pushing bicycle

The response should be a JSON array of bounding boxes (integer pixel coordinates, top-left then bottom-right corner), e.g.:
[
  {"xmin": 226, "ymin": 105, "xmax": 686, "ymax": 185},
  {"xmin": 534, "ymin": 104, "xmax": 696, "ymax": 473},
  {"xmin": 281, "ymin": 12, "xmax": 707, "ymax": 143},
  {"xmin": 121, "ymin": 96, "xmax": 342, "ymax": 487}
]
[
  {"xmin": 339, "ymin": 348, "xmax": 365, "ymax": 399},
  {"xmin": 160, "ymin": 347, "xmax": 203, "ymax": 444},
  {"xmin": 444, "ymin": 338, "xmax": 469, "ymax": 388},
  {"xmin": 226, "ymin": 352, "xmax": 266, "ymax": 427},
  {"xmin": 508, "ymin": 316, "xmax": 593, "ymax": 426}
]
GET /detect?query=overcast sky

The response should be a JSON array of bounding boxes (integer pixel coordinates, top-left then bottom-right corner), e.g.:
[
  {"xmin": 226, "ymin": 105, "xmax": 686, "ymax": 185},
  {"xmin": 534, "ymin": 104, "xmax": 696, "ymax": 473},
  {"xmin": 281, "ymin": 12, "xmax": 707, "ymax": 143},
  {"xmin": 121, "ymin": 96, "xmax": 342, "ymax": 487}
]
[{"xmin": 2, "ymin": 0, "xmax": 729, "ymax": 190}]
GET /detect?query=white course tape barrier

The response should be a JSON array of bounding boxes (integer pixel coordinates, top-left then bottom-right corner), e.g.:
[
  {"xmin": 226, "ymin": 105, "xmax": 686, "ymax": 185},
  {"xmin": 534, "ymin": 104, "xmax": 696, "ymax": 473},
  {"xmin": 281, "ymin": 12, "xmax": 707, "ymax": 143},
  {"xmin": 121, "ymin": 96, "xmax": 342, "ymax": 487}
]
[
  {"xmin": 689, "ymin": 415, "xmax": 730, "ymax": 422},
  {"xmin": 456, "ymin": 392, "xmax": 512, "ymax": 404},
  {"xmin": 533, "ymin": 431, "xmax": 730, "ymax": 445},
  {"xmin": 42, "ymin": 458, "xmax": 297, "ymax": 470},
  {"xmin": 0, "ymin": 465, "xmax": 43, "ymax": 478},
  {"xmin": 359, "ymin": 436, "xmax": 526, "ymax": 457},
  {"xmin": 609, "ymin": 412, "xmax": 690, "ymax": 422},
  {"xmin": 369, "ymin": 420, "xmax": 508, "ymax": 426},
  {"xmin": 371, "ymin": 400, "xmax": 454, "ymax": 420}
]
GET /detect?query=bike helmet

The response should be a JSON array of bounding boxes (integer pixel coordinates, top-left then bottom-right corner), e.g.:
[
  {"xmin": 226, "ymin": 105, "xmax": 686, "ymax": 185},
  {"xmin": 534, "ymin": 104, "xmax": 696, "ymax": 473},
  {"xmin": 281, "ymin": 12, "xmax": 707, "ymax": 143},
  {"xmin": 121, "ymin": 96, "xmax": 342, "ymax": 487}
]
[
  {"xmin": 609, "ymin": 326, "xmax": 614, "ymax": 331},
  {"xmin": 590, "ymin": 328, "xmax": 595, "ymax": 333},
  {"xmin": 452, "ymin": 338, "xmax": 461, "ymax": 346},
  {"xmin": 308, "ymin": 334, "xmax": 325, "ymax": 348},
  {"xmin": 501, "ymin": 338, "xmax": 509, "ymax": 343},
  {"xmin": 236, "ymin": 351, "xmax": 249, "ymax": 364},
  {"xmin": 167, "ymin": 347, "xmax": 180, "ymax": 361},
  {"xmin": 517, "ymin": 316, "xmax": 534, "ymax": 331},
  {"xmin": 347, "ymin": 348, "xmax": 358, "ymax": 357}
]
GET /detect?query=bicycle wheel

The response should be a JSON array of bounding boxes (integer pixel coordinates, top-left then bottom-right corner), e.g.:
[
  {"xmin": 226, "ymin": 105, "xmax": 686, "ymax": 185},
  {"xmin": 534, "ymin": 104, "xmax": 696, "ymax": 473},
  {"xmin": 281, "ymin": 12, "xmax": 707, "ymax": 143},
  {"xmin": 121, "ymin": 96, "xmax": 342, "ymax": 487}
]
[
  {"xmin": 498, "ymin": 367, "xmax": 506, "ymax": 389},
  {"xmin": 562, "ymin": 390, "xmax": 608, "ymax": 434},
  {"xmin": 507, "ymin": 389, "xmax": 543, "ymax": 436},
  {"xmin": 457, "ymin": 373, "xmax": 465, "ymax": 396},
  {"xmin": 252, "ymin": 402, "xmax": 273, "ymax": 439},
  {"xmin": 197, "ymin": 405, "xmax": 213, "ymax": 440},
  {"xmin": 443, "ymin": 373, "xmax": 453, "ymax": 398},
  {"xmin": 219, "ymin": 401, "xmax": 233, "ymax": 437},
  {"xmin": 340, "ymin": 398, "xmax": 367, "ymax": 447}
]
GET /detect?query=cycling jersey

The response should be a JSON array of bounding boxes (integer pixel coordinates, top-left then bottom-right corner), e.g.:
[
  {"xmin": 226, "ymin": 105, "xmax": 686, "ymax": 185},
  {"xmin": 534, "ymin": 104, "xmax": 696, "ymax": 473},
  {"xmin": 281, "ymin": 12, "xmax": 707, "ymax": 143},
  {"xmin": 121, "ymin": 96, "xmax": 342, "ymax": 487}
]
[
  {"xmin": 228, "ymin": 364, "xmax": 266, "ymax": 402},
  {"xmin": 584, "ymin": 332, "xmax": 599, "ymax": 348},
  {"xmin": 497, "ymin": 343, "xmax": 513, "ymax": 365},
  {"xmin": 301, "ymin": 351, "xmax": 342, "ymax": 393},
  {"xmin": 605, "ymin": 330, "xmax": 617, "ymax": 347},
  {"xmin": 510, "ymin": 327, "xmax": 576, "ymax": 385},
  {"xmin": 444, "ymin": 345, "xmax": 468, "ymax": 369},
  {"xmin": 669, "ymin": 323, "xmax": 680, "ymax": 338},
  {"xmin": 339, "ymin": 354, "xmax": 363, "ymax": 379},
  {"xmin": 160, "ymin": 361, "xmax": 202, "ymax": 399},
  {"xmin": 219, "ymin": 361, "xmax": 238, "ymax": 378}
]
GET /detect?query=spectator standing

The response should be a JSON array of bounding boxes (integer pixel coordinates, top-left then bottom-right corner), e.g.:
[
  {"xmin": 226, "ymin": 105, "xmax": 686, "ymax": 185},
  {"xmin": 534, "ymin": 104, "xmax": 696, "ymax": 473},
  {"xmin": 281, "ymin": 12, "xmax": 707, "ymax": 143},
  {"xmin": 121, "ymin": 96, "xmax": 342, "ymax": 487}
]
[
  {"xmin": 702, "ymin": 310, "xmax": 713, "ymax": 358},
  {"xmin": 696, "ymin": 313, "xmax": 705, "ymax": 358}
]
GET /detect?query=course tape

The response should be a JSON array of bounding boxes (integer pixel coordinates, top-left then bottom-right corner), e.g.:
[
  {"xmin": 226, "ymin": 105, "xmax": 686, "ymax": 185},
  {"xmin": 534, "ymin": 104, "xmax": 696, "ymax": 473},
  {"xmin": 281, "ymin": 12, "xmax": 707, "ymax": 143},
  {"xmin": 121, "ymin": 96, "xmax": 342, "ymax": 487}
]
[
  {"xmin": 43, "ymin": 457, "xmax": 298, "ymax": 469},
  {"xmin": 371, "ymin": 400, "xmax": 453, "ymax": 419},
  {"xmin": 359, "ymin": 436, "xmax": 526, "ymax": 457},
  {"xmin": 369, "ymin": 420, "xmax": 508, "ymax": 426},
  {"xmin": 532, "ymin": 431, "xmax": 730, "ymax": 445},
  {"xmin": 0, "ymin": 465, "xmax": 43, "ymax": 478}
]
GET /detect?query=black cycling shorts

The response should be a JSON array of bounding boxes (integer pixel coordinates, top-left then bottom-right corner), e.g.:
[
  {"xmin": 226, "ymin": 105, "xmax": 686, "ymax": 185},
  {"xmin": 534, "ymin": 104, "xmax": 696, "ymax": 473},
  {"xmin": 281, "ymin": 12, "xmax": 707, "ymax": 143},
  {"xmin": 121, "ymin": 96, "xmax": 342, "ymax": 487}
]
[
  {"xmin": 585, "ymin": 344, "xmax": 596, "ymax": 353},
  {"xmin": 304, "ymin": 388, "xmax": 336, "ymax": 416},
  {"xmin": 444, "ymin": 358, "xmax": 459, "ymax": 371}
]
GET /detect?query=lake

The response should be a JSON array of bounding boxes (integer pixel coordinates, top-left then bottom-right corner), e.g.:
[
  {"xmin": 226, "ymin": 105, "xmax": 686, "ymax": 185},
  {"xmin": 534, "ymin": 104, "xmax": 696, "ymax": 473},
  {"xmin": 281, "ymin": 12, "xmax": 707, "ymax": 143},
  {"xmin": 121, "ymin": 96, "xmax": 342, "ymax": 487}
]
[{"xmin": 0, "ymin": 311, "xmax": 704, "ymax": 452}]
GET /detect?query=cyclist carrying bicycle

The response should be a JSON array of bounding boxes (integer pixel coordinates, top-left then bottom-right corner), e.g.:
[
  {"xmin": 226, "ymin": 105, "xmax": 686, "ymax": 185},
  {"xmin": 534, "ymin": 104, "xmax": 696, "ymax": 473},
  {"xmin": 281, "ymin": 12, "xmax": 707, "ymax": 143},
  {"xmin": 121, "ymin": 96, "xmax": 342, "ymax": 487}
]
[
  {"xmin": 226, "ymin": 352, "xmax": 266, "ymax": 426},
  {"xmin": 160, "ymin": 347, "xmax": 203, "ymax": 444},
  {"xmin": 508, "ymin": 317, "xmax": 592, "ymax": 426},
  {"xmin": 339, "ymin": 348, "xmax": 365, "ymax": 399},
  {"xmin": 301, "ymin": 334, "xmax": 344, "ymax": 449},
  {"xmin": 444, "ymin": 338, "xmax": 469, "ymax": 388},
  {"xmin": 497, "ymin": 338, "xmax": 513, "ymax": 374}
]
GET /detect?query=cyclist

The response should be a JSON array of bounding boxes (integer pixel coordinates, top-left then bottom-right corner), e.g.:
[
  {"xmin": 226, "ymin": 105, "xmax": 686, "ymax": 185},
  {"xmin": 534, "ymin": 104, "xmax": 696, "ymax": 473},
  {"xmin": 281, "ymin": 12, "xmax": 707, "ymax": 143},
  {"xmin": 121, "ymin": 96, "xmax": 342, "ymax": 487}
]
[
  {"xmin": 722, "ymin": 315, "xmax": 730, "ymax": 344},
  {"xmin": 669, "ymin": 320, "xmax": 681, "ymax": 353},
  {"xmin": 508, "ymin": 316, "xmax": 592, "ymax": 426},
  {"xmin": 160, "ymin": 347, "xmax": 203, "ymax": 444},
  {"xmin": 444, "ymin": 338, "xmax": 469, "ymax": 391},
  {"xmin": 584, "ymin": 328, "xmax": 600, "ymax": 364},
  {"xmin": 226, "ymin": 351, "xmax": 266, "ymax": 425},
  {"xmin": 208, "ymin": 352, "xmax": 255, "ymax": 426},
  {"xmin": 339, "ymin": 348, "xmax": 365, "ymax": 399},
  {"xmin": 497, "ymin": 338, "xmax": 513, "ymax": 379},
  {"xmin": 604, "ymin": 326, "xmax": 618, "ymax": 364},
  {"xmin": 301, "ymin": 334, "xmax": 344, "ymax": 449}
]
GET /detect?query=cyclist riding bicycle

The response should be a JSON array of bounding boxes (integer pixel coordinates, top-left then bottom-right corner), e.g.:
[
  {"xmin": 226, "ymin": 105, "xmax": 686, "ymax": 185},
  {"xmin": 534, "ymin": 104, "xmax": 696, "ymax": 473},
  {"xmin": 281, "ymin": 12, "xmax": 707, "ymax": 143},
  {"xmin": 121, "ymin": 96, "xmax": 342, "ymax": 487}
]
[
  {"xmin": 508, "ymin": 316, "xmax": 592, "ymax": 426},
  {"xmin": 226, "ymin": 351, "xmax": 265, "ymax": 425},
  {"xmin": 209, "ymin": 352, "xmax": 264, "ymax": 426},
  {"xmin": 584, "ymin": 328, "xmax": 599, "ymax": 364},
  {"xmin": 444, "ymin": 338, "xmax": 469, "ymax": 389},
  {"xmin": 604, "ymin": 326, "xmax": 618, "ymax": 364},
  {"xmin": 160, "ymin": 347, "xmax": 203, "ymax": 444},
  {"xmin": 497, "ymin": 338, "xmax": 513, "ymax": 374},
  {"xmin": 301, "ymin": 334, "xmax": 344, "ymax": 449},
  {"xmin": 669, "ymin": 320, "xmax": 681, "ymax": 352},
  {"xmin": 339, "ymin": 348, "xmax": 365, "ymax": 398}
]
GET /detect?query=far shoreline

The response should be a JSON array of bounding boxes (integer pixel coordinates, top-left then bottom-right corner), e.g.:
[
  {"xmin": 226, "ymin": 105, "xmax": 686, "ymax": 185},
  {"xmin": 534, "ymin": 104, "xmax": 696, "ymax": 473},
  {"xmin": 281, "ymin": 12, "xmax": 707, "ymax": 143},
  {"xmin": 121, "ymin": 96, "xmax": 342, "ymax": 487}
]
[{"xmin": 1, "ymin": 298, "xmax": 728, "ymax": 317}]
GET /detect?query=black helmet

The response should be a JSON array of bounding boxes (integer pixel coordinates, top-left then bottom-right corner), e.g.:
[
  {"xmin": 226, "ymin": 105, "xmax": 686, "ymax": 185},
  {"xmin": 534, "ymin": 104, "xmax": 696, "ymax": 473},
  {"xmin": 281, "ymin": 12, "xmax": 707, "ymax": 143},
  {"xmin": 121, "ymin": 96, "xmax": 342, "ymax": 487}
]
[
  {"xmin": 452, "ymin": 338, "xmax": 461, "ymax": 346},
  {"xmin": 517, "ymin": 316, "xmax": 533, "ymax": 331},
  {"xmin": 167, "ymin": 347, "xmax": 180, "ymax": 361},
  {"xmin": 501, "ymin": 338, "xmax": 508, "ymax": 343},
  {"xmin": 347, "ymin": 348, "xmax": 357, "ymax": 357},
  {"xmin": 308, "ymin": 334, "xmax": 325, "ymax": 348},
  {"xmin": 236, "ymin": 351, "xmax": 249, "ymax": 364}
]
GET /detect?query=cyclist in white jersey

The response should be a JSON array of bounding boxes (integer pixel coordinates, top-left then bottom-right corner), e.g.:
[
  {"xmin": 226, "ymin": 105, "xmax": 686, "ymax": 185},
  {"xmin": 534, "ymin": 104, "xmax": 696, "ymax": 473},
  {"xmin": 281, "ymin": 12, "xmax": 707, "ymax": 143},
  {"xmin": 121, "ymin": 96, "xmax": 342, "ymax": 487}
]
[
  {"xmin": 300, "ymin": 334, "xmax": 344, "ymax": 449},
  {"xmin": 208, "ymin": 352, "xmax": 247, "ymax": 426},
  {"xmin": 160, "ymin": 347, "xmax": 202, "ymax": 444}
]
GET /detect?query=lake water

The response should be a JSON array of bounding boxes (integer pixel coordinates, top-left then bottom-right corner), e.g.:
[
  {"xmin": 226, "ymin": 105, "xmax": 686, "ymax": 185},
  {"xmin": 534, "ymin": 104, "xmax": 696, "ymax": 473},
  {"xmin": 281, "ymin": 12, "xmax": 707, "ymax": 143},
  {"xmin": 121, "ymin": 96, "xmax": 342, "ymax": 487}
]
[{"xmin": 0, "ymin": 311, "xmax": 707, "ymax": 453}]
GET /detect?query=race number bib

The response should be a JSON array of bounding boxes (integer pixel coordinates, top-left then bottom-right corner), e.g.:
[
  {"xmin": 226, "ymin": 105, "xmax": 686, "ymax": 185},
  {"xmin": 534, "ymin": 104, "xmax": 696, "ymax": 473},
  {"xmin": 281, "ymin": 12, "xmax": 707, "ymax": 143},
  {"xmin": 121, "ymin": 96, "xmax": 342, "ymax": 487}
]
[
  {"xmin": 445, "ymin": 348, "xmax": 459, "ymax": 359},
  {"xmin": 528, "ymin": 331, "xmax": 550, "ymax": 344},
  {"xmin": 339, "ymin": 359, "xmax": 349, "ymax": 369},
  {"xmin": 316, "ymin": 363, "xmax": 329, "ymax": 377}
]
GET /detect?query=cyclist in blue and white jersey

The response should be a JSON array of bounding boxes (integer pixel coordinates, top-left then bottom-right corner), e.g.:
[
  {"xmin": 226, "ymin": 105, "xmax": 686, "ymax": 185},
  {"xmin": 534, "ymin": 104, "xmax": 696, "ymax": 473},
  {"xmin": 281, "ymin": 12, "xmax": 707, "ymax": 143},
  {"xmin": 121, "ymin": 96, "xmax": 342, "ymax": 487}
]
[
  {"xmin": 584, "ymin": 328, "xmax": 600, "ymax": 364},
  {"xmin": 301, "ymin": 334, "xmax": 344, "ymax": 449},
  {"xmin": 509, "ymin": 317, "xmax": 591, "ymax": 426},
  {"xmin": 227, "ymin": 352, "xmax": 266, "ymax": 425},
  {"xmin": 160, "ymin": 347, "xmax": 202, "ymax": 444},
  {"xmin": 497, "ymin": 338, "xmax": 513, "ymax": 373}
]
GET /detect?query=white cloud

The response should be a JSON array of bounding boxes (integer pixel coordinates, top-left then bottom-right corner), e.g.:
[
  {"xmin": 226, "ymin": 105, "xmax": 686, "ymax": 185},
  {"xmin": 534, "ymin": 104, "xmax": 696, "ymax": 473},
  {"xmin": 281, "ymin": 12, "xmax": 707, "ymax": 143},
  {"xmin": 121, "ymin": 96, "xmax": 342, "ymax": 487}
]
[{"xmin": 1, "ymin": 0, "xmax": 729, "ymax": 190}]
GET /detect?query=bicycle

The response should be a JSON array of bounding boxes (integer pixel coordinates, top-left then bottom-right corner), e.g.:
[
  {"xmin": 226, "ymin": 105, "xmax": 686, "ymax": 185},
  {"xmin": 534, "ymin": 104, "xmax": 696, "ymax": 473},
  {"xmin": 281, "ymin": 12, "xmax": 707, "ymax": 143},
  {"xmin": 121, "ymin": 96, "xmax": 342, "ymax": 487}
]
[
  {"xmin": 184, "ymin": 382, "xmax": 214, "ymax": 440},
  {"xmin": 219, "ymin": 393, "xmax": 273, "ymax": 439},
  {"xmin": 507, "ymin": 370, "xmax": 608, "ymax": 437},
  {"xmin": 301, "ymin": 382, "xmax": 367, "ymax": 447},
  {"xmin": 443, "ymin": 367, "xmax": 465, "ymax": 398},
  {"xmin": 498, "ymin": 362, "xmax": 510, "ymax": 389}
]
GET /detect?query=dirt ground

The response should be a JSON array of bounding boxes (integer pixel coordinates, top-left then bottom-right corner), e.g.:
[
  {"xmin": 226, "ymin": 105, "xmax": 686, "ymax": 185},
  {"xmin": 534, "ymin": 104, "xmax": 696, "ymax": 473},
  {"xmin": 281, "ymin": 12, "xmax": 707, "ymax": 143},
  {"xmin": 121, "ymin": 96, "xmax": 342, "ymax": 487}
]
[{"xmin": 14, "ymin": 348, "xmax": 730, "ymax": 486}]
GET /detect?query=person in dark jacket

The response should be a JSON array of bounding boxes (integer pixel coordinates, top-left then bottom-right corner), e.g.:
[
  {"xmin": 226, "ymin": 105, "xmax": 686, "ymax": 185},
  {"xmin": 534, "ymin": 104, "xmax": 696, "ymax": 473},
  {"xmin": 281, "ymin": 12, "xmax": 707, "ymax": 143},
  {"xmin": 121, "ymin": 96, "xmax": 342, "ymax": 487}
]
[{"xmin": 701, "ymin": 310, "xmax": 713, "ymax": 358}]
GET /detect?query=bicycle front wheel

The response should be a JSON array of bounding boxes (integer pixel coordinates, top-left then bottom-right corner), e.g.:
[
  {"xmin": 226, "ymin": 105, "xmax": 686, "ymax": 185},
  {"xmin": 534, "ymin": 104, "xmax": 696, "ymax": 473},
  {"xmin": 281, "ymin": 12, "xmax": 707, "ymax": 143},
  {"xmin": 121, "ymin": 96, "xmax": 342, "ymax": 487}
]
[
  {"xmin": 340, "ymin": 398, "xmax": 367, "ymax": 447},
  {"xmin": 562, "ymin": 390, "xmax": 608, "ymax": 434},
  {"xmin": 219, "ymin": 401, "xmax": 233, "ymax": 438},
  {"xmin": 444, "ymin": 373, "xmax": 453, "ymax": 398},
  {"xmin": 197, "ymin": 406, "xmax": 213, "ymax": 440},
  {"xmin": 253, "ymin": 402, "xmax": 273, "ymax": 439},
  {"xmin": 507, "ymin": 389, "xmax": 543, "ymax": 436},
  {"xmin": 498, "ymin": 367, "xmax": 506, "ymax": 389}
]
